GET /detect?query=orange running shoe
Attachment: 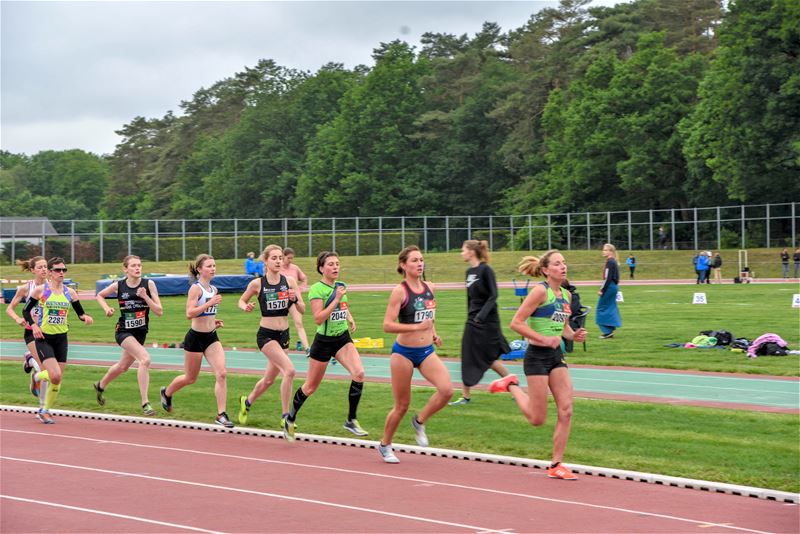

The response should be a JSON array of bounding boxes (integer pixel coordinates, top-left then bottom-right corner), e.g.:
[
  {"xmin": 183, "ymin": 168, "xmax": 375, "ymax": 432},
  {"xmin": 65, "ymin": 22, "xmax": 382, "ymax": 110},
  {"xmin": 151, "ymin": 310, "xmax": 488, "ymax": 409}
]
[
  {"xmin": 488, "ymin": 374, "xmax": 519, "ymax": 393},
  {"xmin": 547, "ymin": 464, "xmax": 578, "ymax": 480}
]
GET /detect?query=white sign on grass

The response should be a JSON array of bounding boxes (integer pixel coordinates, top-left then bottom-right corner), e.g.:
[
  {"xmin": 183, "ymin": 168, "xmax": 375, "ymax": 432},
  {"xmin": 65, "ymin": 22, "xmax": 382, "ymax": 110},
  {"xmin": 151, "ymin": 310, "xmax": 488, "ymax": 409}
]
[
  {"xmin": 792, "ymin": 294, "xmax": 800, "ymax": 308},
  {"xmin": 616, "ymin": 291, "xmax": 624, "ymax": 303},
  {"xmin": 693, "ymin": 292, "xmax": 707, "ymax": 305}
]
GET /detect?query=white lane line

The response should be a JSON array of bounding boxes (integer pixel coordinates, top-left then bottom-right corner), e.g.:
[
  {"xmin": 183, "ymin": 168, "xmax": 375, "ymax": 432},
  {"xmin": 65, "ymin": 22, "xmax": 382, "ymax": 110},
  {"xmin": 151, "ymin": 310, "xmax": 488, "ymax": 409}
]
[
  {"xmin": 2, "ymin": 456, "xmax": 510, "ymax": 534},
  {"xmin": 571, "ymin": 377, "xmax": 799, "ymax": 396},
  {"xmin": 0, "ymin": 494, "xmax": 225, "ymax": 533},
  {"xmin": 1, "ymin": 430, "xmax": 777, "ymax": 534}
]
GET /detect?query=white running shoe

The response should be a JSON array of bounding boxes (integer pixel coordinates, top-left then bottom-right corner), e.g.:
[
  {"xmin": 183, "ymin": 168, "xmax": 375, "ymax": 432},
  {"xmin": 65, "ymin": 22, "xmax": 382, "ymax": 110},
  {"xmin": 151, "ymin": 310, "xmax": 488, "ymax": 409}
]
[{"xmin": 378, "ymin": 443, "xmax": 399, "ymax": 464}]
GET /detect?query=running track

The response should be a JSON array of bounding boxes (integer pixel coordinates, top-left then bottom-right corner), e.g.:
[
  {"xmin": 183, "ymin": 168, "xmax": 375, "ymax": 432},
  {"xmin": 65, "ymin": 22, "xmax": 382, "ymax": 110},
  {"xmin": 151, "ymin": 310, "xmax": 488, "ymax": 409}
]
[
  {"xmin": 2, "ymin": 340, "xmax": 797, "ymax": 413},
  {"xmin": 1, "ymin": 409, "xmax": 798, "ymax": 534}
]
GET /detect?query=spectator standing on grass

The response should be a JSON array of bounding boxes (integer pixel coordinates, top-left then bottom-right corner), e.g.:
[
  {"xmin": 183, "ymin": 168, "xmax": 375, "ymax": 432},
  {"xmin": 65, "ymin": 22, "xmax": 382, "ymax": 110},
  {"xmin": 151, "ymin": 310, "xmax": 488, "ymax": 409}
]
[
  {"xmin": 487, "ymin": 250, "xmax": 587, "ymax": 481},
  {"xmin": 781, "ymin": 248, "xmax": 790, "ymax": 278},
  {"xmin": 160, "ymin": 254, "xmax": 233, "ymax": 428},
  {"xmin": 625, "ymin": 254, "xmax": 637, "ymax": 279},
  {"xmin": 449, "ymin": 240, "xmax": 510, "ymax": 407},
  {"xmin": 658, "ymin": 226, "xmax": 668, "ymax": 249},
  {"xmin": 280, "ymin": 247, "xmax": 310, "ymax": 352},
  {"xmin": 596, "ymin": 244, "xmax": 621, "ymax": 339},
  {"xmin": 245, "ymin": 252, "xmax": 258, "ymax": 277},
  {"xmin": 378, "ymin": 245, "xmax": 452, "ymax": 463},
  {"xmin": 793, "ymin": 247, "xmax": 800, "ymax": 278},
  {"xmin": 94, "ymin": 255, "xmax": 163, "ymax": 416},
  {"xmin": 711, "ymin": 252, "xmax": 723, "ymax": 284}
]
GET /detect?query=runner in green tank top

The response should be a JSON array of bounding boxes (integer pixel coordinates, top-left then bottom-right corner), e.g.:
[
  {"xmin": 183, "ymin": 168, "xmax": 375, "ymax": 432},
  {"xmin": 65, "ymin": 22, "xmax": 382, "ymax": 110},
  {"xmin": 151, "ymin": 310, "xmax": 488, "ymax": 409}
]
[
  {"xmin": 282, "ymin": 251, "xmax": 369, "ymax": 442},
  {"xmin": 488, "ymin": 250, "xmax": 587, "ymax": 481},
  {"xmin": 23, "ymin": 257, "xmax": 94, "ymax": 424}
]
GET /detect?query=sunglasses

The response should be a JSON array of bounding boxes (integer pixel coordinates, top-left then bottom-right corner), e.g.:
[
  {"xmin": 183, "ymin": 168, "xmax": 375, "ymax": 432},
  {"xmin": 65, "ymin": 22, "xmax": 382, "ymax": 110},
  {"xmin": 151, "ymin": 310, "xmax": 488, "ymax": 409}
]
[{"xmin": 51, "ymin": 267, "xmax": 68, "ymax": 273}]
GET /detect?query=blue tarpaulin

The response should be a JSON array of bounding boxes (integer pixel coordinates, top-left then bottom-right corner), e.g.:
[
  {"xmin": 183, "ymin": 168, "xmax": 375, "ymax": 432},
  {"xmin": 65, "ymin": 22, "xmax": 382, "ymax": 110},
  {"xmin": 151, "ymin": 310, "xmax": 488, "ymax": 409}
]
[{"xmin": 95, "ymin": 274, "xmax": 253, "ymax": 296}]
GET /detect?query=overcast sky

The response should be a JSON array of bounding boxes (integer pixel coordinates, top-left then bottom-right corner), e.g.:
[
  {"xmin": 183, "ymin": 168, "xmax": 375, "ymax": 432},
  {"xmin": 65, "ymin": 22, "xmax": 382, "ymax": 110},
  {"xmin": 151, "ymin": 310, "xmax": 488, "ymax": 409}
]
[{"xmin": 1, "ymin": 1, "xmax": 619, "ymax": 156}]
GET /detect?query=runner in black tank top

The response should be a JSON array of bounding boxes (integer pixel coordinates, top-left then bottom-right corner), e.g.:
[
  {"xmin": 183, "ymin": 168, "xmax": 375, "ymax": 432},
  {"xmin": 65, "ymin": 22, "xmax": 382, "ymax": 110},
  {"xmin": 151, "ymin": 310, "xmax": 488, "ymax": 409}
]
[
  {"xmin": 237, "ymin": 245, "xmax": 303, "ymax": 434},
  {"xmin": 95, "ymin": 255, "xmax": 163, "ymax": 416},
  {"xmin": 378, "ymin": 246, "xmax": 453, "ymax": 463}
]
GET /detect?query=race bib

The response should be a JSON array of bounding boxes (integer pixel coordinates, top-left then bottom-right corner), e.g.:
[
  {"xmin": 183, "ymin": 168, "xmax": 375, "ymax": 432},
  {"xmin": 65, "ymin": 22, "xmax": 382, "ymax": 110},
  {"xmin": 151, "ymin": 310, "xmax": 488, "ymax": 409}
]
[
  {"xmin": 205, "ymin": 305, "xmax": 218, "ymax": 315},
  {"xmin": 47, "ymin": 309, "xmax": 66, "ymax": 325},
  {"xmin": 124, "ymin": 310, "xmax": 146, "ymax": 329},
  {"xmin": 413, "ymin": 299, "xmax": 436, "ymax": 323},
  {"xmin": 330, "ymin": 302, "xmax": 348, "ymax": 322},
  {"xmin": 265, "ymin": 291, "xmax": 289, "ymax": 310},
  {"xmin": 550, "ymin": 309, "xmax": 570, "ymax": 324}
]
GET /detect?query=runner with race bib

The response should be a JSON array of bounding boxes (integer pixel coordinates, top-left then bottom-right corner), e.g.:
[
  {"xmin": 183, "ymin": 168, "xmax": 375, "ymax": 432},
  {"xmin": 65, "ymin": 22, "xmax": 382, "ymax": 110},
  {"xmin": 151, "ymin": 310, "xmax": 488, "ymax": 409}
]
[
  {"xmin": 282, "ymin": 251, "xmax": 368, "ymax": 442},
  {"xmin": 378, "ymin": 245, "xmax": 453, "ymax": 463},
  {"xmin": 94, "ymin": 255, "xmax": 163, "ymax": 416}
]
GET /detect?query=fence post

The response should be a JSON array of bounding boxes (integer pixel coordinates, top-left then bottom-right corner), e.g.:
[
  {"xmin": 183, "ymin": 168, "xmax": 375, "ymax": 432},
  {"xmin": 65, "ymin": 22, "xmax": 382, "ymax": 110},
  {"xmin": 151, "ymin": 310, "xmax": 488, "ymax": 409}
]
[
  {"xmin": 607, "ymin": 211, "xmax": 611, "ymax": 245},
  {"xmin": 509, "ymin": 215, "xmax": 514, "ymax": 252},
  {"xmin": 208, "ymin": 219, "xmax": 212, "ymax": 255},
  {"xmin": 71, "ymin": 220, "xmax": 75, "ymax": 263},
  {"xmin": 566, "ymin": 213, "xmax": 571, "ymax": 250},
  {"xmin": 41, "ymin": 220, "xmax": 46, "ymax": 257},
  {"xmin": 259, "ymin": 219, "xmax": 264, "ymax": 255},
  {"xmin": 127, "ymin": 219, "xmax": 132, "ymax": 256},
  {"xmin": 11, "ymin": 220, "xmax": 15, "ymax": 262},
  {"xmin": 649, "ymin": 210, "xmax": 654, "ymax": 250},
  {"xmin": 332, "ymin": 218, "xmax": 336, "ymax": 253},
  {"xmin": 586, "ymin": 212, "xmax": 591, "ymax": 250},
  {"xmin": 378, "ymin": 217, "xmax": 383, "ymax": 256},
  {"xmin": 424, "ymin": 216, "xmax": 428, "ymax": 252},
  {"xmin": 765, "ymin": 203, "xmax": 770, "ymax": 248},
  {"xmin": 741, "ymin": 205, "xmax": 746, "ymax": 249},
  {"xmin": 716, "ymin": 206, "xmax": 721, "ymax": 250},
  {"xmin": 307, "ymin": 218, "xmax": 312, "ymax": 257},
  {"xmin": 467, "ymin": 216, "xmax": 471, "ymax": 240},
  {"xmin": 670, "ymin": 208, "xmax": 676, "ymax": 250},
  {"xmin": 792, "ymin": 202, "xmax": 796, "ymax": 246},
  {"xmin": 529, "ymin": 214, "xmax": 533, "ymax": 250},
  {"xmin": 401, "ymin": 217, "xmax": 405, "ymax": 248},
  {"xmin": 99, "ymin": 220, "xmax": 104, "ymax": 263},
  {"xmin": 282, "ymin": 218, "xmax": 288, "ymax": 249},
  {"xmin": 155, "ymin": 220, "xmax": 159, "ymax": 262},
  {"xmin": 693, "ymin": 208, "xmax": 698, "ymax": 250},
  {"xmin": 182, "ymin": 220, "xmax": 186, "ymax": 261},
  {"xmin": 234, "ymin": 219, "xmax": 239, "ymax": 259},
  {"xmin": 445, "ymin": 215, "xmax": 450, "ymax": 252},
  {"xmin": 546, "ymin": 214, "xmax": 551, "ymax": 250},
  {"xmin": 488, "ymin": 215, "xmax": 492, "ymax": 250},
  {"xmin": 355, "ymin": 217, "xmax": 360, "ymax": 256},
  {"xmin": 627, "ymin": 211, "xmax": 632, "ymax": 250}
]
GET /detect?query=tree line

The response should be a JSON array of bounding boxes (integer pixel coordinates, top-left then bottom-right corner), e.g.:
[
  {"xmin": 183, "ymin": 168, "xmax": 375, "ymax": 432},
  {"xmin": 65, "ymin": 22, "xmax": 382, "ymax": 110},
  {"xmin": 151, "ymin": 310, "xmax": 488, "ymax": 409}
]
[{"xmin": 1, "ymin": 0, "xmax": 798, "ymax": 224}]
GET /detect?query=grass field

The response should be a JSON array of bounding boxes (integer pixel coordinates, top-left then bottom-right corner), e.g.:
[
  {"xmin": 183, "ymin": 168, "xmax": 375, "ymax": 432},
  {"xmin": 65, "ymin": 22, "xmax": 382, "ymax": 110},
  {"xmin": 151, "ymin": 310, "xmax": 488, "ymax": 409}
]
[
  {"xmin": 2, "ymin": 283, "xmax": 797, "ymax": 375},
  {"xmin": 1, "ymin": 362, "xmax": 797, "ymax": 493},
  {"xmin": 1, "ymin": 248, "xmax": 794, "ymax": 289}
]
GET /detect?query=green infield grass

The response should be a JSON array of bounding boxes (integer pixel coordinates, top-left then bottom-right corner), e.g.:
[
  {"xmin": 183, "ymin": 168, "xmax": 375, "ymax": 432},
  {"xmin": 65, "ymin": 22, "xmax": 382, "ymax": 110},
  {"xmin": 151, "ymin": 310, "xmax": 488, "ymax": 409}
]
[
  {"xmin": 1, "ymin": 362, "xmax": 796, "ymax": 493},
  {"xmin": 0, "ymin": 248, "xmax": 793, "ymax": 289},
  {"xmin": 2, "ymin": 283, "xmax": 797, "ymax": 375}
]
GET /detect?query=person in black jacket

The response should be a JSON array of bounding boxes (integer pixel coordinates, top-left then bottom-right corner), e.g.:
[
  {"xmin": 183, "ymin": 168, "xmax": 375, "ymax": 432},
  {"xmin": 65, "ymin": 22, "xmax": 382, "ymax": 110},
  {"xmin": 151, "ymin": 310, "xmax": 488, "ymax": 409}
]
[
  {"xmin": 449, "ymin": 240, "xmax": 511, "ymax": 406},
  {"xmin": 596, "ymin": 244, "xmax": 621, "ymax": 339}
]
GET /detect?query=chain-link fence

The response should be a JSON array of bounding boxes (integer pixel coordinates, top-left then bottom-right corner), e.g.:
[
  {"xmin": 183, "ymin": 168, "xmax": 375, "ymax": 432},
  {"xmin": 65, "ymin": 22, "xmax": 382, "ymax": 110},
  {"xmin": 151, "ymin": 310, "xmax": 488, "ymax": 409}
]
[{"xmin": 1, "ymin": 203, "xmax": 796, "ymax": 263}]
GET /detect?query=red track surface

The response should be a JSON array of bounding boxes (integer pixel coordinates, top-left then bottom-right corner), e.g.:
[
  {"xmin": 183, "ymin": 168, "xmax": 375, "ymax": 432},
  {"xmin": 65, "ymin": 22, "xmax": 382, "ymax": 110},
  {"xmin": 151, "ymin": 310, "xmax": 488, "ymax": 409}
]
[{"xmin": 1, "ymin": 411, "xmax": 797, "ymax": 534}]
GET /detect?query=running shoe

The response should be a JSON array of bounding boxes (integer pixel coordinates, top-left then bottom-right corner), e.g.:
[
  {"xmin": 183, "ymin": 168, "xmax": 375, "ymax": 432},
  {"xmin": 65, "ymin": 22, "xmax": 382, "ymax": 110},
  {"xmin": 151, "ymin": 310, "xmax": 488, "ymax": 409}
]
[
  {"xmin": 547, "ymin": 464, "xmax": 578, "ymax": 480},
  {"xmin": 343, "ymin": 419, "xmax": 368, "ymax": 437},
  {"xmin": 36, "ymin": 409, "xmax": 54, "ymax": 424},
  {"xmin": 30, "ymin": 373, "xmax": 40, "ymax": 398},
  {"xmin": 599, "ymin": 332, "xmax": 614, "ymax": 339},
  {"xmin": 238, "ymin": 395, "xmax": 250, "ymax": 425},
  {"xmin": 448, "ymin": 397, "xmax": 471, "ymax": 406},
  {"xmin": 142, "ymin": 403, "xmax": 156, "ymax": 416},
  {"xmin": 410, "ymin": 415, "xmax": 429, "ymax": 447},
  {"xmin": 23, "ymin": 353, "xmax": 34, "ymax": 374},
  {"xmin": 215, "ymin": 412, "xmax": 234, "ymax": 428},
  {"xmin": 282, "ymin": 415, "xmax": 296, "ymax": 443},
  {"xmin": 93, "ymin": 382, "xmax": 105, "ymax": 406},
  {"xmin": 160, "ymin": 386, "xmax": 172, "ymax": 412},
  {"xmin": 279, "ymin": 414, "xmax": 298, "ymax": 431},
  {"xmin": 488, "ymin": 374, "xmax": 519, "ymax": 393},
  {"xmin": 378, "ymin": 443, "xmax": 400, "ymax": 464}
]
